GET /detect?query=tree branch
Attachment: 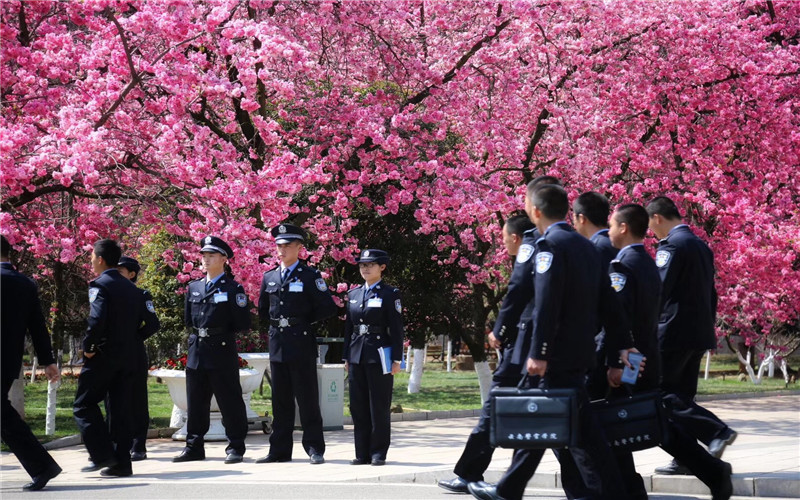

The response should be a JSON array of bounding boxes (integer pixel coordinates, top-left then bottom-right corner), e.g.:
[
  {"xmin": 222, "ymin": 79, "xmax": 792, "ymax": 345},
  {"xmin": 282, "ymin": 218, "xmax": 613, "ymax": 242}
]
[{"xmin": 94, "ymin": 9, "xmax": 140, "ymax": 130}]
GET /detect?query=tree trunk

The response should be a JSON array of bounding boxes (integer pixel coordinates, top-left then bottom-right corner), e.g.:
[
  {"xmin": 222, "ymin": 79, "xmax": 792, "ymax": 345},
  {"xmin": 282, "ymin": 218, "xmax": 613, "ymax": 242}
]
[
  {"xmin": 474, "ymin": 361, "xmax": 493, "ymax": 405},
  {"xmin": 9, "ymin": 366, "xmax": 24, "ymax": 418},
  {"xmin": 407, "ymin": 348, "xmax": 425, "ymax": 393}
]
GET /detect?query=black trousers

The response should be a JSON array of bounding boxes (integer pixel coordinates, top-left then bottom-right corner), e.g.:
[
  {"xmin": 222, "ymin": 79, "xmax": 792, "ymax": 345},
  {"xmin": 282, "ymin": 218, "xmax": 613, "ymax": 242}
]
[
  {"xmin": 348, "ymin": 362, "xmax": 394, "ymax": 461},
  {"xmin": 661, "ymin": 348, "xmax": 728, "ymax": 445},
  {"xmin": 268, "ymin": 359, "xmax": 325, "ymax": 458},
  {"xmin": 496, "ymin": 370, "xmax": 628, "ymax": 500},
  {"xmin": 2, "ymin": 377, "xmax": 59, "ymax": 479},
  {"xmin": 185, "ymin": 366, "xmax": 247, "ymax": 455},
  {"xmin": 73, "ymin": 355, "xmax": 133, "ymax": 471},
  {"xmin": 130, "ymin": 344, "xmax": 149, "ymax": 453},
  {"xmin": 453, "ymin": 375, "xmax": 520, "ymax": 482}
]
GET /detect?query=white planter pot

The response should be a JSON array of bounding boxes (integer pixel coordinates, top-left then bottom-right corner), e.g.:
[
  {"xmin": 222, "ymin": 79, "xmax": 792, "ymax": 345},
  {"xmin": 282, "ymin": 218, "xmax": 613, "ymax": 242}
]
[
  {"xmin": 239, "ymin": 352, "xmax": 270, "ymax": 421},
  {"xmin": 150, "ymin": 367, "xmax": 261, "ymax": 441}
]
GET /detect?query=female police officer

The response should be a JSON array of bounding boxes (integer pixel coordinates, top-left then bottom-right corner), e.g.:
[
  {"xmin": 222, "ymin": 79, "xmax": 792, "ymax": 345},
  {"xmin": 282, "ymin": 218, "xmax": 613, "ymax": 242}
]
[
  {"xmin": 173, "ymin": 237, "xmax": 250, "ymax": 465},
  {"xmin": 343, "ymin": 249, "xmax": 404, "ymax": 466}
]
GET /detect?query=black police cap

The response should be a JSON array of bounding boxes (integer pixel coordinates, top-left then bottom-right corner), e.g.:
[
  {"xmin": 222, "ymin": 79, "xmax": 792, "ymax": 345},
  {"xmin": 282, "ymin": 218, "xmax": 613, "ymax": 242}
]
[
  {"xmin": 200, "ymin": 236, "xmax": 233, "ymax": 258},
  {"xmin": 118, "ymin": 256, "xmax": 141, "ymax": 274},
  {"xmin": 356, "ymin": 249, "xmax": 390, "ymax": 264},
  {"xmin": 271, "ymin": 223, "xmax": 306, "ymax": 244}
]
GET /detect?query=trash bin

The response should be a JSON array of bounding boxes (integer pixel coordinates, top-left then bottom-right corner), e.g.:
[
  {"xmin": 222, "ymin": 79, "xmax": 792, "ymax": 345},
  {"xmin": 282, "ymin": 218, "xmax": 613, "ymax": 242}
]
[{"xmin": 294, "ymin": 363, "xmax": 345, "ymax": 431}]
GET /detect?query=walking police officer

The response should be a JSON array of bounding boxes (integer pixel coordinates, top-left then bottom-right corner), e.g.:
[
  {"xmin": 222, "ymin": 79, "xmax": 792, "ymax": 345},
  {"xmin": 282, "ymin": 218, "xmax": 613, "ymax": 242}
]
[
  {"xmin": 343, "ymin": 249, "xmax": 404, "ymax": 466},
  {"xmin": 117, "ymin": 256, "xmax": 160, "ymax": 461},
  {"xmin": 173, "ymin": 237, "xmax": 250, "ymax": 464},
  {"xmin": 256, "ymin": 224, "xmax": 337, "ymax": 465}
]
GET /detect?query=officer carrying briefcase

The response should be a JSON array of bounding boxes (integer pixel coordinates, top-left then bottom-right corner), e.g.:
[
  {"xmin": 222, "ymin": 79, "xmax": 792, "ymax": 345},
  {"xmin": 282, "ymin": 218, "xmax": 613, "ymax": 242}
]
[{"xmin": 489, "ymin": 376, "xmax": 578, "ymax": 449}]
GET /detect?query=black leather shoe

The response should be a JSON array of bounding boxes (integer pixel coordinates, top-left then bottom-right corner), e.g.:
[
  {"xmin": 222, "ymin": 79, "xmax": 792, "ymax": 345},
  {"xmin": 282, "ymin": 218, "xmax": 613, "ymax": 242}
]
[
  {"xmin": 438, "ymin": 477, "xmax": 469, "ymax": 493},
  {"xmin": 654, "ymin": 459, "xmax": 692, "ymax": 475},
  {"xmin": 255, "ymin": 454, "xmax": 291, "ymax": 464},
  {"xmin": 371, "ymin": 456, "xmax": 385, "ymax": 466},
  {"xmin": 224, "ymin": 452, "xmax": 244, "ymax": 464},
  {"xmin": 350, "ymin": 458, "xmax": 369, "ymax": 465},
  {"xmin": 81, "ymin": 459, "xmax": 117, "ymax": 473},
  {"xmin": 310, "ymin": 453, "xmax": 325, "ymax": 464},
  {"xmin": 172, "ymin": 449, "xmax": 205, "ymax": 463},
  {"xmin": 100, "ymin": 466, "xmax": 132, "ymax": 477},
  {"xmin": 22, "ymin": 464, "xmax": 61, "ymax": 491},
  {"xmin": 709, "ymin": 428, "xmax": 738, "ymax": 459},
  {"xmin": 467, "ymin": 482, "xmax": 506, "ymax": 500},
  {"xmin": 130, "ymin": 451, "xmax": 147, "ymax": 462},
  {"xmin": 712, "ymin": 462, "xmax": 733, "ymax": 500}
]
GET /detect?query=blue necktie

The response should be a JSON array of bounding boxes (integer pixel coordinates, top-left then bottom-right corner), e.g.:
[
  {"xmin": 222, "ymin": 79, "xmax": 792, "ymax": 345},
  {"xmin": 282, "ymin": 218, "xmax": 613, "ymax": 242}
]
[
  {"xmin": 282, "ymin": 268, "xmax": 289, "ymax": 282},
  {"xmin": 206, "ymin": 280, "xmax": 213, "ymax": 292}
]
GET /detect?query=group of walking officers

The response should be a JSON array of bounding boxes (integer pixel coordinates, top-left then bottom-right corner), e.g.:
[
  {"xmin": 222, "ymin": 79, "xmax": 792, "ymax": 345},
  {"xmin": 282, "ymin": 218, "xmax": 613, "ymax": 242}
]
[{"xmin": 1, "ymin": 176, "xmax": 736, "ymax": 499}]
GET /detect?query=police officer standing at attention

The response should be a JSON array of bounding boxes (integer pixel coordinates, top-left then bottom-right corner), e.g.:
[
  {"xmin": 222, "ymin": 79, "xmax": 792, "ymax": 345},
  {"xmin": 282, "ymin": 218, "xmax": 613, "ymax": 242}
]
[
  {"xmin": 605, "ymin": 204, "xmax": 732, "ymax": 500},
  {"xmin": 74, "ymin": 239, "xmax": 149, "ymax": 477},
  {"xmin": 343, "ymin": 249, "xmax": 404, "ymax": 466},
  {"xmin": 438, "ymin": 213, "xmax": 535, "ymax": 493},
  {"xmin": 1, "ymin": 235, "xmax": 62, "ymax": 491},
  {"xmin": 117, "ymin": 256, "xmax": 160, "ymax": 462},
  {"xmin": 256, "ymin": 224, "xmax": 337, "ymax": 465},
  {"xmin": 646, "ymin": 196, "xmax": 737, "ymax": 475},
  {"xmin": 173, "ymin": 237, "xmax": 250, "ymax": 465}
]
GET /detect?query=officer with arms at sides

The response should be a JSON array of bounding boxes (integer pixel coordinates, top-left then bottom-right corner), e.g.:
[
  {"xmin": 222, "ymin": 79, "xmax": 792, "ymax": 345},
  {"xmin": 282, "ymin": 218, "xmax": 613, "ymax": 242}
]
[
  {"xmin": 173, "ymin": 237, "xmax": 250, "ymax": 465},
  {"xmin": 1, "ymin": 235, "xmax": 62, "ymax": 491},
  {"xmin": 256, "ymin": 224, "xmax": 337, "ymax": 465},
  {"xmin": 343, "ymin": 249, "xmax": 404, "ymax": 466},
  {"xmin": 116, "ymin": 256, "xmax": 160, "ymax": 462},
  {"xmin": 468, "ymin": 184, "xmax": 635, "ymax": 500},
  {"xmin": 438, "ymin": 213, "xmax": 535, "ymax": 493},
  {"xmin": 605, "ymin": 204, "xmax": 732, "ymax": 500},
  {"xmin": 74, "ymin": 239, "xmax": 150, "ymax": 477},
  {"xmin": 646, "ymin": 196, "xmax": 737, "ymax": 475}
]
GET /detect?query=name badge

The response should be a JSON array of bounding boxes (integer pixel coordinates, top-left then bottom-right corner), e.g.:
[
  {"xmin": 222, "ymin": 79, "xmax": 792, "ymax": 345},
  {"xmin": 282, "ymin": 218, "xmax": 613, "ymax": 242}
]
[
  {"xmin": 213, "ymin": 292, "xmax": 228, "ymax": 303},
  {"xmin": 289, "ymin": 281, "xmax": 304, "ymax": 292},
  {"xmin": 367, "ymin": 298, "xmax": 383, "ymax": 308}
]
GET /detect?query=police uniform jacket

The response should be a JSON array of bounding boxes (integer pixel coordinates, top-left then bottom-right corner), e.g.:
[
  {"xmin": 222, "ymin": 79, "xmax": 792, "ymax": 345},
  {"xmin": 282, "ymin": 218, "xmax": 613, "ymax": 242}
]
[
  {"xmin": 1, "ymin": 262, "xmax": 56, "ymax": 385},
  {"xmin": 655, "ymin": 225, "xmax": 717, "ymax": 351},
  {"xmin": 342, "ymin": 282, "xmax": 404, "ymax": 365},
  {"xmin": 494, "ymin": 228, "xmax": 537, "ymax": 373},
  {"xmin": 258, "ymin": 260, "xmax": 337, "ymax": 363},
  {"xmin": 608, "ymin": 244, "xmax": 661, "ymax": 388},
  {"xmin": 526, "ymin": 223, "xmax": 632, "ymax": 371},
  {"xmin": 83, "ymin": 269, "xmax": 150, "ymax": 369},
  {"xmin": 184, "ymin": 275, "xmax": 250, "ymax": 370},
  {"xmin": 591, "ymin": 229, "xmax": 618, "ymax": 271},
  {"xmin": 138, "ymin": 289, "xmax": 160, "ymax": 341}
]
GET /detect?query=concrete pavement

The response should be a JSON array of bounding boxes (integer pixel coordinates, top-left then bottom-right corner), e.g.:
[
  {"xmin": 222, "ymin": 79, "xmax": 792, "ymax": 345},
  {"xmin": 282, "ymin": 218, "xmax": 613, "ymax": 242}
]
[{"xmin": 2, "ymin": 393, "xmax": 798, "ymax": 499}]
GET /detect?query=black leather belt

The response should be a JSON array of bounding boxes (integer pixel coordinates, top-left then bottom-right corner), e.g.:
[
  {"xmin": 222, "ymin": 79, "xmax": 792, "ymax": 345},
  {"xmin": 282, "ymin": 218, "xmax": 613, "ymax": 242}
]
[
  {"xmin": 355, "ymin": 325, "xmax": 384, "ymax": 335},
  {"xmin": 269, "ymin": 317, "xmax": 307, "ymax": 328},
  {"xmin": 192, "ymin": 327, "xmax": 226, "ymax": 337}
]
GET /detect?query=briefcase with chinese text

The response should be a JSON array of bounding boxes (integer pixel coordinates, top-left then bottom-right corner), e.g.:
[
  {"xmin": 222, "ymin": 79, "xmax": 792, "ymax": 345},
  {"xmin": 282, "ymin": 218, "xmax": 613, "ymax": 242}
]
[
  {"xmin": 590, "ymin": 391, "xmax": 667, "ymax": 452},
  {"xmin": 489, "ymin": 385, "xmax": 579, "ymax": 449}
]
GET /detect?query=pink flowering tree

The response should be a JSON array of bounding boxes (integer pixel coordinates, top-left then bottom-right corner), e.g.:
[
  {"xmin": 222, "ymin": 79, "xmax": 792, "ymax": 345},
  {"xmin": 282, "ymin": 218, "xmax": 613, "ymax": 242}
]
[{"xmin": 2, "ymin": 0, "xmax": 798, "ymax": 362}]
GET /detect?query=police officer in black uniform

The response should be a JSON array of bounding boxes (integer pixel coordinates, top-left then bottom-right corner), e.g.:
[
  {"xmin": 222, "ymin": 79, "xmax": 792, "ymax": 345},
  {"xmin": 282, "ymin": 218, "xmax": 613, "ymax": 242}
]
[
  {"xmin": 173, "ymin": 237, "xmax": 250, "ymax": 464},
  {"xmin": 1, "ymin": 235, "xmax": 62, "ymax": 491},
  {"xmin": 606, "ymin": 204, "xmax": 732, "ymax": 500},
  {"xmin": 469, "ymin": 185, "xmax": 633, "ymax": 500},
  {"xmin": 647, "ymin": 196, "xmax": 737, "ymax": 474},
  {"xmin": 256, "ymin": 224, "xmax": 337, "ymax": 465},
  {"xmin": 74, "ymin": 239, "xmax": 151, "ymax": 477},
  {"xmin": 117, "ymin": 256, "xmax": 160, "ymax": 461},
  {"xmin": 343, "ymin": 249, "xmax": 404, "ymax": 466},
  {"xmin": 438, "ymin": 213, "xmax": 535, "ymax": 493}
]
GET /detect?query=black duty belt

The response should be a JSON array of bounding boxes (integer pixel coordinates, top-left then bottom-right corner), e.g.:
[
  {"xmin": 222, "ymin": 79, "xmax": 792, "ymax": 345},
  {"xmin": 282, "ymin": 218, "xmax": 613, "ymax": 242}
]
[
  {"xmin": 270, "ymin": 317, "xmax": 307, "ymax": 328},
  {"xmin": 355, "ymin": 325, "xmax": 384, "ymax": 336},
  {"xmin": 192, "ymin": 327, "xmax": 226, "ymax": 337}
]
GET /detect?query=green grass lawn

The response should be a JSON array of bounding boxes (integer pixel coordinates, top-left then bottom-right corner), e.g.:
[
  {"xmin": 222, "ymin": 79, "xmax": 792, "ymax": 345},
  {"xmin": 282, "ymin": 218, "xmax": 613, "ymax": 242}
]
[{"xmin": 6, "ymin": 353, "xmax": 797, "ymax": 448}]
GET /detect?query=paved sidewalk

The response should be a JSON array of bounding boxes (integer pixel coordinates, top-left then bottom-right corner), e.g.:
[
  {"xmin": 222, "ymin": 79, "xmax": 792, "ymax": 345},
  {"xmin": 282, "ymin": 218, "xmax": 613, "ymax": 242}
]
[{"xmin": 2, "ymin": 394, "xmax": 798, "ymax": 498}]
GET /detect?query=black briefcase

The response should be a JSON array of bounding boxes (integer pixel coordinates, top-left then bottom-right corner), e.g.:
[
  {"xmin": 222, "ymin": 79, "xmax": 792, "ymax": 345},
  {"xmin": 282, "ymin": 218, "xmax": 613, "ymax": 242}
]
[
  {"xmin": 489, "ymin": 381, "xmax": 579, "ymax": 449},
  {"xmin": 590, "ymin": 390, "xmax": 667, "ymax": 452}
]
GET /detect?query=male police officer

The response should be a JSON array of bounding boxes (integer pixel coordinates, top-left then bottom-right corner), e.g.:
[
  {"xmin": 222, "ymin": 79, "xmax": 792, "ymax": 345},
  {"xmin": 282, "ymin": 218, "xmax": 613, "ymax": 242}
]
[
  {"xmin": 438, "ymin": 213, "xmax": 535, "ymax": 493},
  {"xmin": 117, "ymin": 256, "xmax": 160, "ymax": 461},
  {"xmin": 256, "ymin": 224, "xmax": 337, "ymax": 465},
  {"xmin": 1, "ymin": 235, "xmax": 62, "ymax": 491},
  {"xmin": 173, "ymin": 237, "xmax": 250, "ymax": 464},
  {"xmin": 607, "ymin": 203, "xmax": 732, "ymax": 500},
  {"xmin": 647, "ymin": 196, "xmax": 736, "ymax": 475},
  {"xmin": 74, "ymin": 239, "xmax": 150, "ymax": 477}
]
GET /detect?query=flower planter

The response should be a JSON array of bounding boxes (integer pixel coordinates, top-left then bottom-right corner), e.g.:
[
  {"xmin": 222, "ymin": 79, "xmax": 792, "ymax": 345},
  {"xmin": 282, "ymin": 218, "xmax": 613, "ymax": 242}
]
[
  {"xmin": 239, "ymin": 352, "xmax": 270, "ymax": 421},
  {"xmin": 150, "ymin": 368, "xmax": 261, "ymax": 441}
]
